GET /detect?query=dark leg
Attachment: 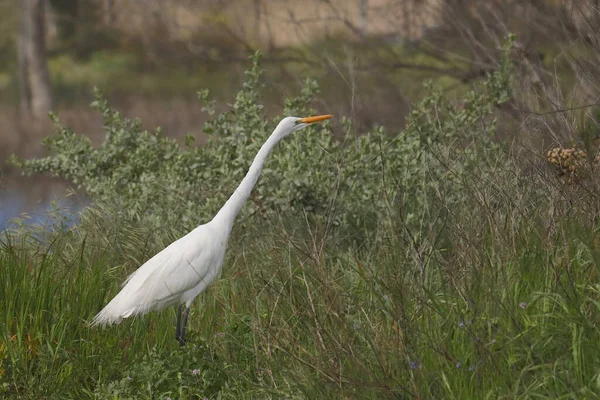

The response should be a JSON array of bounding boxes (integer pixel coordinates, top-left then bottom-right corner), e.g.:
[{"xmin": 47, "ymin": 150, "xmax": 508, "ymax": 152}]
[
  {"xmin": 175, "ymin": 304, "xmax": 183, "ymax": 342},
  {"xmin": 178, "ymin": 306, "xmax": 191, "ymax": 347}
]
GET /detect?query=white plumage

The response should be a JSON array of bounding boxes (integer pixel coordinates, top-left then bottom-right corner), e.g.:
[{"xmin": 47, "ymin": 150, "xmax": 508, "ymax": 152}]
[
  {"xmin": 92, "ymin": 223, "xmax": 225, "ymax": 325},
  {"xmin": 91, "ymin": 115, "xmax": 333, "ymax": 345}
]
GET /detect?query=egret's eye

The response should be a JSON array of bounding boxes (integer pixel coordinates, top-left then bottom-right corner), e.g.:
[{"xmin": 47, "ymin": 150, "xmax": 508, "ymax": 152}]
[{"xmin": 294, "ymin": 120, "xmax": 301, "ymax": 125}]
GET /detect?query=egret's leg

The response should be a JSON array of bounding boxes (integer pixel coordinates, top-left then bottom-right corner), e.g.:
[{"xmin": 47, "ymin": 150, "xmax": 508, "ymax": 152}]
[
  {"xmin": 178, "ymin": 306, "xmax": 191, "ymax": 347},
  {"xmin": 175, "ymin": 304, "xmax": 184, "ymax": 342}
]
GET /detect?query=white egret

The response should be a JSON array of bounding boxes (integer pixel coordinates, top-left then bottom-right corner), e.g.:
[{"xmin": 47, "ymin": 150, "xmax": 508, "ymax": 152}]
[{"xmin": 92, "ymin": 114, "xmax": 333, "ymax": 345}]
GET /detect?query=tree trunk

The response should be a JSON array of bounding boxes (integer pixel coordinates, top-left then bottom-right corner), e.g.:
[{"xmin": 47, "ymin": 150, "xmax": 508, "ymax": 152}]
[
  {"xmin": 359, "ymin": 0, "xmax": 368, "ymax": 41},
  {"xmin": 19, "ymin": 0, "xmax": 53, "ymax": 120},
  {"xmin": 102, "ymin": 0, "xmax": 115, "ymax": 26}
]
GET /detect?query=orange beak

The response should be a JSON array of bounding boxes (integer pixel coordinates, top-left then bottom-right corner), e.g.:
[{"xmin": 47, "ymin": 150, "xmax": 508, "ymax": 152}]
[{"xmin": 299, "ymin": 114, "xmax": 333, "ymax": 124}]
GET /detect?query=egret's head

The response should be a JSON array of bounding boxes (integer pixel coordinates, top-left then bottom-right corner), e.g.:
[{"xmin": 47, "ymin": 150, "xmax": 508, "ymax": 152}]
[{"xmin": 276, "ymin": 114, "xmax": 333, "ymax": 138}]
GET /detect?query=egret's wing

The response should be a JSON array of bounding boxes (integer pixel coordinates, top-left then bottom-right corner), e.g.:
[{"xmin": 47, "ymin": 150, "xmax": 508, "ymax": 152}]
[
  {"xmin": 120, "ymin": 246, "xmax": 182, "ymax": 291},
  {"xmin": 95, "ymin": 245, "xmax": 184, "ymax": 320},
  {"xmin": 93, "ymin": 228, "xmax": 213, "ymax": 325},
  {"xmin": 120, "ymin": 235, "xmax": 201, "ymax": 309},
  {"xmin": 136, "ymin": 243, "xmax": 211, "ymax": 310}
]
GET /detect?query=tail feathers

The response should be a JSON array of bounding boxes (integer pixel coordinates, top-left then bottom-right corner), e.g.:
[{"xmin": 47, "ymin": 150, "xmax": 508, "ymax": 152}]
[
  {"xmin": 91, "ymin": 308, "xmax": 123, "ymax": 327},
  {"xmin": 91, "ymin": 267, "xmax": 157, "ymax": 327},
  {"xmin": 90, "ymin": 295, "xmax": 144, "ymax": 327},
  {"xmin": 91, "ymin": 253, "xmax": 179, "ymax": 327}
]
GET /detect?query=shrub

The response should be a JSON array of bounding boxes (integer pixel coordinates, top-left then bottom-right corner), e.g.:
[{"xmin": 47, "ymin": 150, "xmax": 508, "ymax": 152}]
[{"xmin": 10, "ymin": 38, "xmax": 513, "ymax": 246}]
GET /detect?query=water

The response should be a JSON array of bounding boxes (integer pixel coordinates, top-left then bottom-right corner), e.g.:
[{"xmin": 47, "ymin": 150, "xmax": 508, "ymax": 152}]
[{"xmin": 0, "ymin": 175, "xmax": 86, "ymax": 231}]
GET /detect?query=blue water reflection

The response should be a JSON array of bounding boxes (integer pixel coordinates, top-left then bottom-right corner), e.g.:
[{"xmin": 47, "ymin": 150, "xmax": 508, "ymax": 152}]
[{"xmin": 0, "ymin": 176, "xmax": 86, "ymax": 231}]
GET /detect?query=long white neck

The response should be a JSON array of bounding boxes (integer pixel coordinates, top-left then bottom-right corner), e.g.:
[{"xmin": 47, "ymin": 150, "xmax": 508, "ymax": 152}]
[{"xmin": 212, "ymin": 131, "xmax": 283, "ymax": 228}]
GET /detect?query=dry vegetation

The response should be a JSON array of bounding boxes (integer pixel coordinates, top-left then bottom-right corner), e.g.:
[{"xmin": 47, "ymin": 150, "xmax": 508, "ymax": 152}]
[{"xmin": 2, "ymin": 1, "xmax": 599, "ymax": 163}]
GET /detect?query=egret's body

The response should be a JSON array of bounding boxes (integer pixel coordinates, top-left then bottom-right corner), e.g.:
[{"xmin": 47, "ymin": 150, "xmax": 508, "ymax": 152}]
[
  {"xmin": 95, "ymin": 222, "xmax": 228, "ymax": 322},
  {"xmin": 92, "ymin": 115, "xmax": 332, "ymax": 345}
]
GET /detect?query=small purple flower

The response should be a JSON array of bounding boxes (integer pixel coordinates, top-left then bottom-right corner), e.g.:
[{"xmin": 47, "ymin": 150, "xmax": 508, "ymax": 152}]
[
  {"xmin": 519, "ymin": 302, "xmax": 528, "ymax": 309},
  {"xmin": 409, "ymin": 360, "xmax": 422, "ymax": 370},
  {"xmin": 191, "ymin": 368, "xmax": 200, "ymax": 376},
  {"xmin": 468, "ymin": 365, "xmax": 475, "ymax": 371},
  {"xmin": 456, "ymin": 362, "xmax": 462, "ymax": 368},
  {"xmin": 459, "ymin": 320, "xmax": 465, "ymax": 328}
]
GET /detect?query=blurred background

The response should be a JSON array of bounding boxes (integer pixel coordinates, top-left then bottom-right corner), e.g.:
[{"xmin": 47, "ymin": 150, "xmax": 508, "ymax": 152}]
[{"xmin": 0, "ymin": 0, "xmax": 598, "ymax": 226}]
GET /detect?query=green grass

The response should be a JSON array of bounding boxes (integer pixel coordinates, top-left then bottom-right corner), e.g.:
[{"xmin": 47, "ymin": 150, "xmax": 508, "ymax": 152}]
[{"xmin": 2, "ymin": 176, "xmax": 600, "ymax": 398}]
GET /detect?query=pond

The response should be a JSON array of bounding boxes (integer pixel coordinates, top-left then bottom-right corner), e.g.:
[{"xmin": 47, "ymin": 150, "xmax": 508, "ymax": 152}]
[{"xmin": 0, "ymin": 175, "xmax": 86, "ymax": 231}]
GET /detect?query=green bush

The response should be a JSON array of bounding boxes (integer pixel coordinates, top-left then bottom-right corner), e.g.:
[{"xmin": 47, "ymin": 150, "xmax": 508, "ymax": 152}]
[{"xmin": 11, "ymin": 38, "xmax": 513, "ymax": 245}]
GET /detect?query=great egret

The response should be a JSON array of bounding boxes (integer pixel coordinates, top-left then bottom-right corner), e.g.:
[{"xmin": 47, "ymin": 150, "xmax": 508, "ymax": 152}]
[{"xmin": 92, "ymin": 114, "xmax": 333, "ymax": 346}]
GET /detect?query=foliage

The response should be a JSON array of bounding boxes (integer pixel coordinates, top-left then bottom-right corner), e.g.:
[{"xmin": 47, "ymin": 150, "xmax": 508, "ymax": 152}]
[
  {"xmin": 11, "ymin": 38, "xmax": 514, "ymax": 245},
  {"xmin": 91, "ymin": 343, "xmax": 226, "ymax": 399},
  {"xmin": 0, "ymin": 233, "xmax": 228, "ymax": 399},
  {"xmin": 8, "ymin": 35, "xmax": 600, "ymax": 399},
  {"xmin": 3, "ymin": 152, "xmax": 600, "ymax": 398}
]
